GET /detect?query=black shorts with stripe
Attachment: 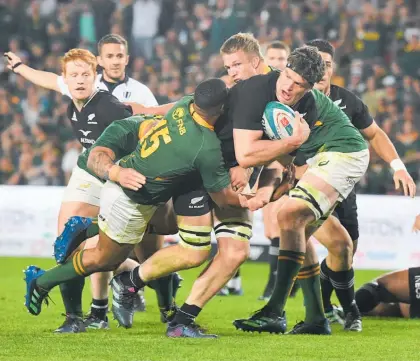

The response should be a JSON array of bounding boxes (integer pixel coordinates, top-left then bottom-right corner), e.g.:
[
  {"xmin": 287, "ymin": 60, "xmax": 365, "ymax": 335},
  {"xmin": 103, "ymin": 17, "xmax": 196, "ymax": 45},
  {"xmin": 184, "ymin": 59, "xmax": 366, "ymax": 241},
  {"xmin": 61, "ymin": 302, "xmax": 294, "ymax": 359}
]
[{"xmin": 333, "ymin": 189, "xmax": 359, "ymax": 241}]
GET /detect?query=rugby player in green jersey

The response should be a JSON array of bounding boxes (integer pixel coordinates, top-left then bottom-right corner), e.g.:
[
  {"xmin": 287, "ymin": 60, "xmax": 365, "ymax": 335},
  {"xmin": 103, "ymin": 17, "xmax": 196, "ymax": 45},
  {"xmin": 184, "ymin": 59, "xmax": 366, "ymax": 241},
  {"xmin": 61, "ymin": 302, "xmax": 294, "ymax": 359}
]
[
  {"xmin": 22, "ymin": 79, "xmax": 289, "ymax": 333},
  {"xmin": 231, "ymin": 46, "xmax": 370, "ymax": 335}
]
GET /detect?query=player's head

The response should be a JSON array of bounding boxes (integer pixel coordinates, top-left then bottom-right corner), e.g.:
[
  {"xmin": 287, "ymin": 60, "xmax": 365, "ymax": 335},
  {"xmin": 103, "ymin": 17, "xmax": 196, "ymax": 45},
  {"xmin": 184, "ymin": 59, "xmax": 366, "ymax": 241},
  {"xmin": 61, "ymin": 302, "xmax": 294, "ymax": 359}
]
[
  {"xmin": 305, "ymin": 39, "xmax": 335, "ymax": 93},
  {"xmin": 276, "ymin": 46, "xmax": 325, "ymax": 106},
  {"xmin": 220, "ymin": 33, "xmax": 264, "ymax": 83},
  {"xmin": 265, "ymin": 41, "xmax": 290, "ymax": 70},
  {"xmin": 61, "ymin": 48, "xmax": 97, "ymax": 101},
  {"xmin": 97, "ymin": 34, "xmax": 129, "ymax": 82},
  {"xmin": 193, "ymin": 78, "xmax": 228, "ymax": 123}
]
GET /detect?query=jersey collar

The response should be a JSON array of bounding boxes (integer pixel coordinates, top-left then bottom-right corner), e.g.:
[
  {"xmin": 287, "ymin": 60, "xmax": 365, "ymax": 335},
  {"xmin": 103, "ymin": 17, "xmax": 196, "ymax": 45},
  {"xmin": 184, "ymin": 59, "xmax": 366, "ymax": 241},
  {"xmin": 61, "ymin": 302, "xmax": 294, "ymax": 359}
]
[
  {"xmin": 189, "ymin": 104, "xmax": 214, "ymax": 131},
  {"xmin": 262, "ymin": 64, "xmax": 271, "ymax": 74}
]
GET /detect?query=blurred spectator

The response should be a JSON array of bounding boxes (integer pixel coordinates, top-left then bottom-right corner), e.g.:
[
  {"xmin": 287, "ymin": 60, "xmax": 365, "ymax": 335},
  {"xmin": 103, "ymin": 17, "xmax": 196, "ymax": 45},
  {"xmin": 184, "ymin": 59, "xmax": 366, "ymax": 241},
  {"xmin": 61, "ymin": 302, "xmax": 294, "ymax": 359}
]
[
  {"xmin": 130, "ymin": 0, "xmax": 162, "ymax": 60},
  {"xmin": 1, "ymin": 0, "xmax": 420, "ymax": 194}
]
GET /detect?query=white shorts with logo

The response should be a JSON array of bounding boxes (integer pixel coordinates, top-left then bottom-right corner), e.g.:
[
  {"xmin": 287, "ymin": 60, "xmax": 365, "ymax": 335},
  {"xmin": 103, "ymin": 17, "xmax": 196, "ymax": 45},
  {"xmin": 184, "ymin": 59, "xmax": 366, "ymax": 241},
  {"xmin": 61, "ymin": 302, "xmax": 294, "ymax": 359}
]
[
  {"xmin": 62, "ymin": 165, "xmax": 103, "ymax": 206},
  {"xmin": 290, "ymin": 149, "xmax": 369, "ymax": 220},
  {"xmin": 98, "ymin": 181, "xmax": 158, "ymax": 245}
]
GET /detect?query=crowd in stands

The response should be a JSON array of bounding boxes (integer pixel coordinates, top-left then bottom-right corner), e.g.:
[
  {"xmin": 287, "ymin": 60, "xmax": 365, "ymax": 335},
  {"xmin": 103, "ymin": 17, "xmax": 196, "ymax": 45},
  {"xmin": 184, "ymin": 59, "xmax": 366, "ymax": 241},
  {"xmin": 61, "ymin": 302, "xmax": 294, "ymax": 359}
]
[{"xmin": 1, "ymin": 0, "xmax": 420, "ymax": 195}]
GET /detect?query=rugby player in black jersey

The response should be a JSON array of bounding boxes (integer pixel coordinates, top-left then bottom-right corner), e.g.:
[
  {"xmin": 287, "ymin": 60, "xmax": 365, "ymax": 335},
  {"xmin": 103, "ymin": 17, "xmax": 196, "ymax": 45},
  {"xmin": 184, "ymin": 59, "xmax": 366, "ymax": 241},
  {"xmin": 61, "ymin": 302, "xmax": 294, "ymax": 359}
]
[
  {"xmin": 7, "ymin": 48, "xmax": 140, "ymax": 332},
  {"xmin": 303, "ymin": 39, "xmax": 415, "ymax": 328}
]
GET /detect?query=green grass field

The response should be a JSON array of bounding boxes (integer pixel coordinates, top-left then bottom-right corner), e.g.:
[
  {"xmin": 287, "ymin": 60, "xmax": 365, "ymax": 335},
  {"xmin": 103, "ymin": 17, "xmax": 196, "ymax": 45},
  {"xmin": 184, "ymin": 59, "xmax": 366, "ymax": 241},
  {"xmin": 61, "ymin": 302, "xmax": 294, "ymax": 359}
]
[{"xmin": 0, "ymin": 257, "xmax": 418, "ymax": 361}]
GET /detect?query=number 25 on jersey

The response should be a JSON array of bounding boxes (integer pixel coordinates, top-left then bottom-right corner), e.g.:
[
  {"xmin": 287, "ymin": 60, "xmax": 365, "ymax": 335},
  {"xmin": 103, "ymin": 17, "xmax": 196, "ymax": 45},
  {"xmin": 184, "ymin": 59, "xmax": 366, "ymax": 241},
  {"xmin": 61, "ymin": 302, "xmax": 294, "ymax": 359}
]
[{"xmin": 139, "ymin": 118, "xmax": 172, "ymax": 158}]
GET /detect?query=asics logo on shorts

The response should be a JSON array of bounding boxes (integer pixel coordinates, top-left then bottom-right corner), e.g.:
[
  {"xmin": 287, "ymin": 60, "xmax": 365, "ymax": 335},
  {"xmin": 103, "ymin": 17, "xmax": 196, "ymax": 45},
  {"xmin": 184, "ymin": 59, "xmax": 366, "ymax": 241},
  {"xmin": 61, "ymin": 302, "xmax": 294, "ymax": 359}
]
[
  {"xmin": 189, "ymin": 196, "xmax": 205, "ymax": 208},
  {"xmin": 318, "ymin": 160, "xmax": 329, "ymax": 167}
]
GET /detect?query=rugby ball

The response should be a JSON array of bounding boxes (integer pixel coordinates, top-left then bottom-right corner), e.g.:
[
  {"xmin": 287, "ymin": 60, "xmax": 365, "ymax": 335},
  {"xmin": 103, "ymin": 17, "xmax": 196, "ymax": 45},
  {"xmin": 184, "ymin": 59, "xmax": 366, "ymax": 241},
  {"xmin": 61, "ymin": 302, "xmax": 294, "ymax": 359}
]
[{"xmin": 262, "ymin": 101, "xmax": 295, "ymax": 140}]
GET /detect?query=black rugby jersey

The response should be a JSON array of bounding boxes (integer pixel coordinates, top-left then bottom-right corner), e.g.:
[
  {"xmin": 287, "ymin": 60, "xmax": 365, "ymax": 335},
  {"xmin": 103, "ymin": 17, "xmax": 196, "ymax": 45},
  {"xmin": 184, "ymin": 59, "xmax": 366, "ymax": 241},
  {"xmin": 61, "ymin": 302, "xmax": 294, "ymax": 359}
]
[
  {"xmin": 329, "ymin": 84, "xmax": 373, "ymax": 130},
  {"xmin": 66, "ymin": 90, "xmax": 132, "ymax": 149}
]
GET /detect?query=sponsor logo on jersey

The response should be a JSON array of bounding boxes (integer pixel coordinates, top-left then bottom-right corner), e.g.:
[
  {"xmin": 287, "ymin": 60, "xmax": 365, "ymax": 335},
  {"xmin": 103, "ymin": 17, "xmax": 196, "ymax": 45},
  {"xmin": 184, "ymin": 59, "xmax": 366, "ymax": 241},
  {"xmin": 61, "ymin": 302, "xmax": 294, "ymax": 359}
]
[
  {"xmin": 79, "ymin": 129, "xmax": 92, "ymax": 137},
  {"xmin": 189, "ymin": 196, "xmax": 205, "ymax": 209},
  {"xmin": 172, "ymin": 107, "xmax": 185, "ymax": 120},
  {"xmin": 415, "ymin": 275, "xmax": 420, "ymax": 299},
  {"xmin": 315, "ymin": 120, "xmax": 323, "ymax": 126},
  {"xmin": 98, "ymin": 214, "xmax": 106, "ymax": 222},
  {"xmin": 333, "ymin": 99, "xmax": 347, "ymax": 110},
  {"xmin": 71, "ymin": 112, "xmax": 78, "ymax": 122},
  {"xmin": 80, "ymin": 138, "xmax": 95, "ymax": 145},
  {"xmin": 87, "ymin": 113, "xmax": 97, "ymax": 124}
]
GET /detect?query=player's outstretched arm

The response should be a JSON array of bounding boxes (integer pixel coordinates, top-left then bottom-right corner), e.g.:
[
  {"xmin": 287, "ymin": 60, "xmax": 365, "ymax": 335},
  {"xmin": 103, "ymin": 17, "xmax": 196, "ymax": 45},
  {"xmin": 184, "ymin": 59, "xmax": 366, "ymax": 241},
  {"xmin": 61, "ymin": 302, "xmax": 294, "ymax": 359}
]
[
  {"xmin": 4, "ymin": 52, "xmax": 60, "ymax": 92},
  {"xmin": 233, "ymin": 113, "xmax": 309, "ymax": 168},
  {"xmin": 361, "ymin": 121, "xmax": 416, "ymax": 197},
  {"xmin": 125, "ymin": 102, "xmax": 175, "ymax": 116}
]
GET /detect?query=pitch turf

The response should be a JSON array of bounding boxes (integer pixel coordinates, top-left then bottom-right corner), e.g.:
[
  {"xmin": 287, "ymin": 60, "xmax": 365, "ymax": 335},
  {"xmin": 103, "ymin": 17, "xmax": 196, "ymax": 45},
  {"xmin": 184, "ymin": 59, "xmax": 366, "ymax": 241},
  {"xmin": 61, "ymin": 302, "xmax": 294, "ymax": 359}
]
[{"xmin": 0, "ymin": 257, "xmax": 418, "ymax": 361}]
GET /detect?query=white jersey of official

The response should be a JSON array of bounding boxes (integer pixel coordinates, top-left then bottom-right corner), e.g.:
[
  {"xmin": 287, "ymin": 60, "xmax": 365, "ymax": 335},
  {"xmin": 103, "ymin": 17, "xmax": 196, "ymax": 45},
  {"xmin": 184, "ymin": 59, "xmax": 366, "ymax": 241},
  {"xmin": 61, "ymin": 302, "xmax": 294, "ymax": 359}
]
[{"xmin": 57, "ymin": 73, "xmax": 158, "ymax": 106}]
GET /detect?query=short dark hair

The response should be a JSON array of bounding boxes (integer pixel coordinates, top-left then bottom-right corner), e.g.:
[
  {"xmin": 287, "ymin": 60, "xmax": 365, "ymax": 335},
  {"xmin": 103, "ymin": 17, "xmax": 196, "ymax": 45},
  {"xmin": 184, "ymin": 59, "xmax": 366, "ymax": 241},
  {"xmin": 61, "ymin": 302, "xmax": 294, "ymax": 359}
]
[
  {"xmin": 266, "ymin": 41, "xmax": 290, "ymax": 55},
  {"xmin": 305, "ymin": 39, "xmax": 335, "ymax": 59},
  {"xmin": 194, "ymin": 78, "xmax": 228, "ymax": 114},
  {"xmin": 287, "ymin": 46, "xmax": 325, "ymax": 86},
  {"xmin": 97, "ymin": 34, "xmax": 128, "ymax": 54}
]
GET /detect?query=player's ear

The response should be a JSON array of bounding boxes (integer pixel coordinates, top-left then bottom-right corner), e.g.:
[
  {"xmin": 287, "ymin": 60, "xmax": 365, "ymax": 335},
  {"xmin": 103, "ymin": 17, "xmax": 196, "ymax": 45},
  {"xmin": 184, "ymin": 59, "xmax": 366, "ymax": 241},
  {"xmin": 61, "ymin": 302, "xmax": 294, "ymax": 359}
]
[
  {"xmin": 97, "ymin": 55, "xmax": 103, "ymax": 68},
  {"xmin": 251, "ymin": 56, "xmax": 260, "ymax": 69},
  {"xmin": 125, "ymin": 55, "xmax": 129, "ymax": 66}
]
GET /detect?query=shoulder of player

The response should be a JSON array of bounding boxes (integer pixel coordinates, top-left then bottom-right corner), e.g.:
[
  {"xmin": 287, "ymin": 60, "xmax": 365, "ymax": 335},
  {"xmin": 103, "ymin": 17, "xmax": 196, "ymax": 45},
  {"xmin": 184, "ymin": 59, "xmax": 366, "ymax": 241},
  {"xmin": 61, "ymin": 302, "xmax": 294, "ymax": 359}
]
[
  {"xmin": 94, "ymin": 90, "xmax": 121, "ymax": 107},
  {"xmin": 330, "ymin": 84, "xmax": 365, "ymax": 106},
  {"xmin": 229, "ymin": 71, "xmax": 278, "ymax": 101}
]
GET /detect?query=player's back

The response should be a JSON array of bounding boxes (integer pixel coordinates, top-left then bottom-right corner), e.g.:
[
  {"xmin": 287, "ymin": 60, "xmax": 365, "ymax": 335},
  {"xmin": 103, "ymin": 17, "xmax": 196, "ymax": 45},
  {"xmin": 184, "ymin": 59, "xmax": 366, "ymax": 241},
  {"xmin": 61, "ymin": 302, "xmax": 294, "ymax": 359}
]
[{"xmin": 121, "ymin": 95, "xmax": 223, "ymax": 204}]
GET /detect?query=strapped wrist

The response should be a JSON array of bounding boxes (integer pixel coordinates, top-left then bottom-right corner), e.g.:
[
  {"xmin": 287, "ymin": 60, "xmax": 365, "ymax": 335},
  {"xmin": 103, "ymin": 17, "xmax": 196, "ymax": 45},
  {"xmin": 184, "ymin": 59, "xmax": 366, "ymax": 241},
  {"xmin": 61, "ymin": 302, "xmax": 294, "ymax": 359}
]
[
  {"xmin": 12, "ymin": 61, "xmax": 23, "ymax": 72},
  {"xmin": 390, "ymin": 159, "xmax": 406, "ymax": 172}
]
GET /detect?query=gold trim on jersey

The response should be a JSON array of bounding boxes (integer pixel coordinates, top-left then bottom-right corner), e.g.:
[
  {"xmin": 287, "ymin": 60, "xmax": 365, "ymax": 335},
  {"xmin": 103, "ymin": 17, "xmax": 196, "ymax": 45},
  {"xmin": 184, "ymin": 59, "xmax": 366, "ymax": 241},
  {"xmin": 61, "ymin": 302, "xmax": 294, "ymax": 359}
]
[
  {"xmin": 189, "ymin": 104, "xmax": 214, "ymax": 131},
  {"xmin": 262, "ymin": 64, "xmax": 271, "ymax": 74}
]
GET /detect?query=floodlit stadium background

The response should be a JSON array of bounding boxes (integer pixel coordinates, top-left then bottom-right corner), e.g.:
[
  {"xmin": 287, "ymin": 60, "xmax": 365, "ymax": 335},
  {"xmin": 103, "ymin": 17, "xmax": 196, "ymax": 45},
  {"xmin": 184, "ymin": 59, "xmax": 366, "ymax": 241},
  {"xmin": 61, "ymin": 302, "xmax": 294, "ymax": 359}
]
[{"xmin": 1, "ymin": 0, "xmax": 419, "ymax": 267}]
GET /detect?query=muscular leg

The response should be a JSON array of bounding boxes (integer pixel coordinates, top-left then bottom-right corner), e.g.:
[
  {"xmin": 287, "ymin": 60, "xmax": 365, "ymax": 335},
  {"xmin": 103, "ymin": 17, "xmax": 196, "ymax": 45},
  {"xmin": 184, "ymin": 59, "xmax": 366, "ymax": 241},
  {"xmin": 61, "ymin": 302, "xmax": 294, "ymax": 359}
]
[
  {"xmin": 296, "ymin": 237, "xmax": 325, "ymax": 323},
  {"xmin": 138, "ymin": 214, "xmax": 212, "ymax": 281},
  {"xmin": 171, "ymin": 207, "xmax": 251, "ymax": 327},
  {"xmin": 261, "ymin": 201, "xmax": 281, "ymax": 299},
  {"xmin": 234, "ymin": 172, "xmax": 341, "ymax": 335},
  {"xmin": 185, "ymin": 237, "xmax": 249, "ymax": 308},
  {"xmin": 57, "ymin": 201, "xmax": 99, "ymax": 322},
  {"xmin": 34, "ymin": 230, "xmax": 134, "ymax": 300},
  {"xmin": 355, "ymin": 269, "xmax": 410, "ymax": 315}
]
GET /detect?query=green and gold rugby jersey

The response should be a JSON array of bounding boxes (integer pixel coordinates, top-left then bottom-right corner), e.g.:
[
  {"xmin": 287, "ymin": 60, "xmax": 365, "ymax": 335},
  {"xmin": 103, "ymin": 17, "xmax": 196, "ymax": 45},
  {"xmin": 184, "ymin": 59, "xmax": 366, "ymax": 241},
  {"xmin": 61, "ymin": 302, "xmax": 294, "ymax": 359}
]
[
  {"xmin": 90, "ymin": 95, "xmax": 230, "ymax": 204},
  {"xmin": 295, "ymin": 88, "xmax": 368, "ymax": 161}
]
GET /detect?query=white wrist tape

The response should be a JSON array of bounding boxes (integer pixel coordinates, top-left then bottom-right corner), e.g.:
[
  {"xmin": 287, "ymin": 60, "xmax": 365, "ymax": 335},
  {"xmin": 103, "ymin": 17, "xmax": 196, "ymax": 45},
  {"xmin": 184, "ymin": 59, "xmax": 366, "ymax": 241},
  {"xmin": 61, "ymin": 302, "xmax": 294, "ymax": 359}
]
[{"xmin": 390, "ymin": 159, "xmax": 406, "ymax": 172}]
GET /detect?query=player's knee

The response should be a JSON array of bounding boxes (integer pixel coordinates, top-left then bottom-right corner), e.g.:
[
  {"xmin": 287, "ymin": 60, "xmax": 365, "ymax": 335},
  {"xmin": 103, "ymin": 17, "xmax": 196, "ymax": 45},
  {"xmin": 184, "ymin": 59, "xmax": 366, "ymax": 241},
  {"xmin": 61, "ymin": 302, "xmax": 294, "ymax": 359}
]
[
  {"xmin": 329, "ymin": 237, "xmax": 353, "ymax": 264},
  {"xmin": 218, "ymin": 239, "xmax": 250, "ymax": 267},
  {"xmin": 355, "ymin": 282, "xmax": 380, "ymax": 313},
  {"xmin": 277, "ymin": 204, "xmax": 311, "ymax": 230}
]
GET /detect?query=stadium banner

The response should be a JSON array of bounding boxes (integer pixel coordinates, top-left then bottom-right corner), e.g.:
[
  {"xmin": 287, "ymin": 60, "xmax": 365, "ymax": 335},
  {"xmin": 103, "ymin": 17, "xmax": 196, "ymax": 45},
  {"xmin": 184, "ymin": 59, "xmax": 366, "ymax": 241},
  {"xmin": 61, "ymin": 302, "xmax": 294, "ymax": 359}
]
[{"xmin": 0, "ymin": 186, "xmax": 419, "ymax": 270}]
